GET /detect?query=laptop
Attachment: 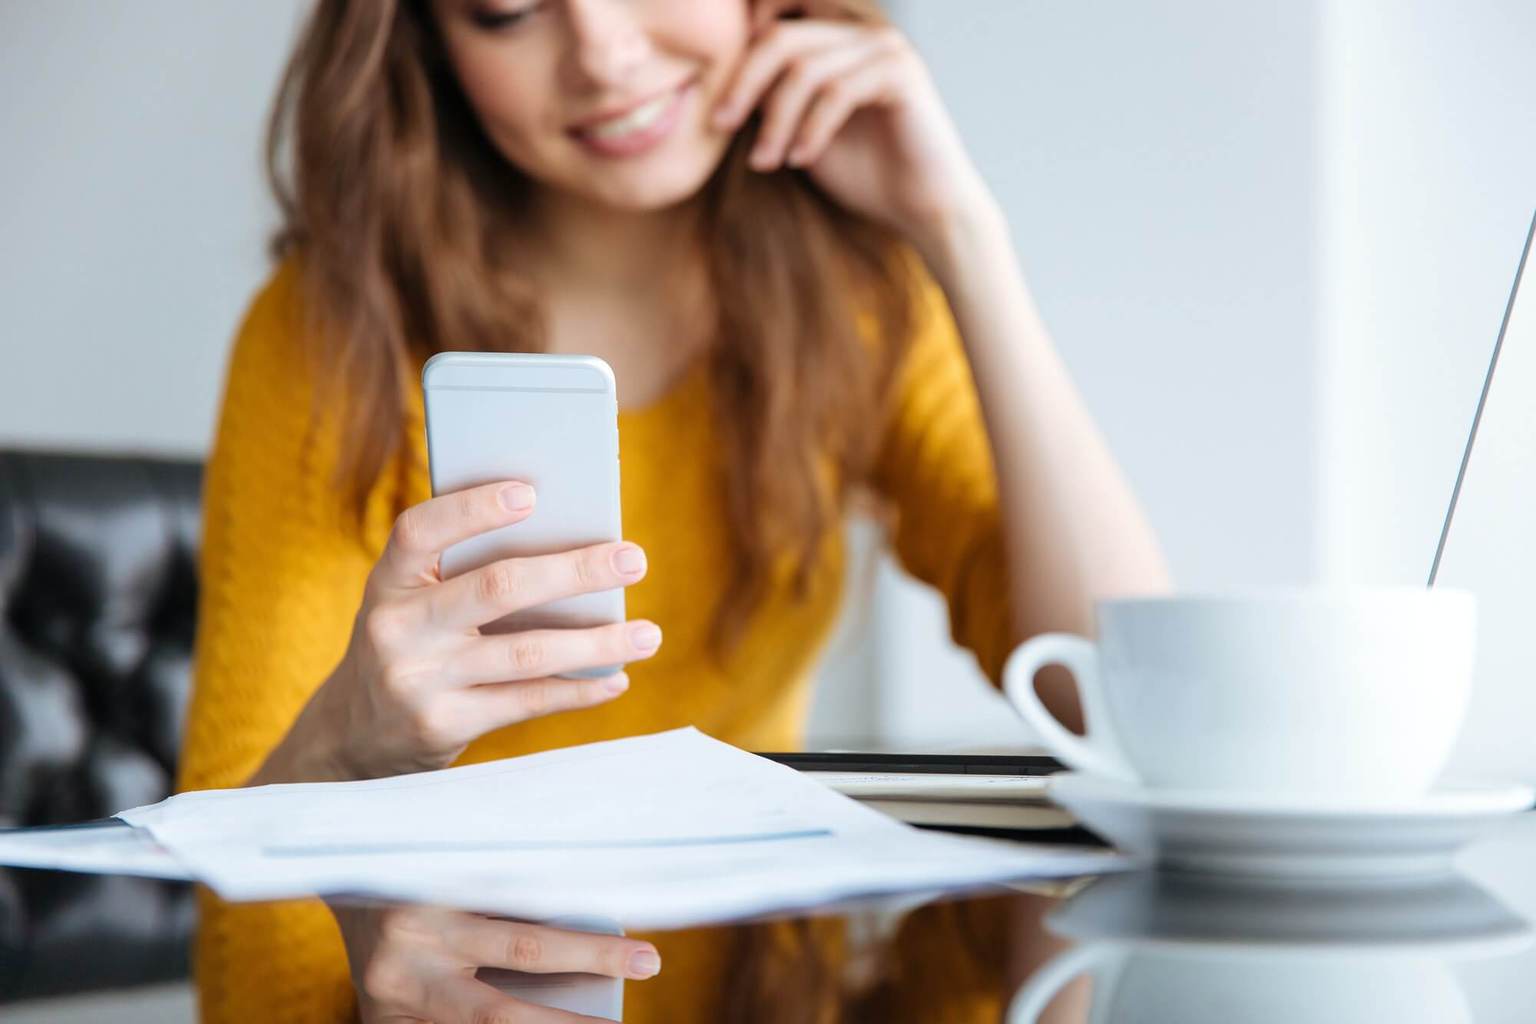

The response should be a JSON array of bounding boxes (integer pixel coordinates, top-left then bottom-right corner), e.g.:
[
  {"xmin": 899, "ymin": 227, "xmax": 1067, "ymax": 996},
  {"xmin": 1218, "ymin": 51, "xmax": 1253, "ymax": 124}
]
[
  {"xmin": 1428, "ymin": 208, "xmax": 1536, "ymax": 783},
  {"xmin": 768, "ymin": 205, "xmax": 1536, "ymax": 816}
]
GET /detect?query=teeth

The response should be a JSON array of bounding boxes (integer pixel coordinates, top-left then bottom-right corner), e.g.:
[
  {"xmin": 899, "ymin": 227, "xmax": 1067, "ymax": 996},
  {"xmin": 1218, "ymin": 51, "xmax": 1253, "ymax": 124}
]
[{"xmin": 586, "ymin": 91, "xmax": 674, "ymax": 140}]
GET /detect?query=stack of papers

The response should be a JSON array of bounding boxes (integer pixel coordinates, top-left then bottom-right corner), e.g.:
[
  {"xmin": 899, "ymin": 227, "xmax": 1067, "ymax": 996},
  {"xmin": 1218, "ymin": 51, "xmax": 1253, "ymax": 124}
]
[{"xmin": 0, "ymin": 728, "xmax": 1120, "ymax": 930}]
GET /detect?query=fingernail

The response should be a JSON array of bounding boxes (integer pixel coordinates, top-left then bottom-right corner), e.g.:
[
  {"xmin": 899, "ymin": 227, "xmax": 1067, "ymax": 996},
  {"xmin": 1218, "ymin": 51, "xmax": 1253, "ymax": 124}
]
[
  {"xmin": 611, "ymin": 544, "xmax": 647, "ymax": 576},
  {"xmin": 602, "ymin": 672, "xmax": 630, "ymax": 696},
  {"xmin": 500, "ymin": 483, "xmax": 534, "ymax": 511},
  {"xmin": 629, "ymin": 621, "xmax": 662, "ymax": 652},
  {"xmin": 713, "ymin": 105, "xmax": 735, "ymax": 128},
  {"xmin": 628, "ymin": 949, "xmax": 661, "ymax": 979},
  {"xmin": 750, "ymin": 148, "xmax": 773, "ymax": 171}
]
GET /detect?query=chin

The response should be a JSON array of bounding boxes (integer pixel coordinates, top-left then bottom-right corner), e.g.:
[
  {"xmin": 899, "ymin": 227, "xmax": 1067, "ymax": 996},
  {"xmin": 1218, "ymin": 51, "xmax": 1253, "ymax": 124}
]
[{"xmin": 559, "ymin": 139, "xmax": 731, "ymax": 213}]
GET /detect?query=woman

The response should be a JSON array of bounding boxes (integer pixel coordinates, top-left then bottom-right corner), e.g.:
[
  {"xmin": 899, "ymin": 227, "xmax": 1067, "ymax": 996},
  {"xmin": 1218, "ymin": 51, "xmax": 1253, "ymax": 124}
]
[{"xmin": 179, "ymin": 0, "xmax": 1169, "ymax": 1020}]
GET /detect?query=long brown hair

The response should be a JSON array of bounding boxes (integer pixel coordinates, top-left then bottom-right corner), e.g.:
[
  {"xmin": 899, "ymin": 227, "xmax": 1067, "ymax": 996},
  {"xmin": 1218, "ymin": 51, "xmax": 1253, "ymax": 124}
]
[{"xmin": 266, "ymin": 0, "xmax": 916, "ymax": 658}]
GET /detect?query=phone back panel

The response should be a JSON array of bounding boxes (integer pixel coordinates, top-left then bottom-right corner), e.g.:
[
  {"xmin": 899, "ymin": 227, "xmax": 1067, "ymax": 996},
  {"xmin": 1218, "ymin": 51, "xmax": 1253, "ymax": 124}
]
[{"xmin": 422, "ymin": 352, "xmax": 623, "ymax": 634}]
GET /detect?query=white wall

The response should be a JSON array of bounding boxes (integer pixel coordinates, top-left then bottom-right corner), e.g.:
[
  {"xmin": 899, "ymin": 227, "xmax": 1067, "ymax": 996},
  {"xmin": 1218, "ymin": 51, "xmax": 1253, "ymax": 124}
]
[
  {"xmin": 0, "ymin": 2, "xmax": 306, "ymax": 455},
  {"xmin": 2, "ymin": 2, "xmax": 1533, "ymax": 758},
  {"xmin": 859, "ymin": 0, "xmax": 1326, "ymax": 749},
  {"xmin": 4, "ymin": 2, "xmax": 1536, "ymax": 1019},
  {"xmin": 868, "ymin": 0, "xmax": 1536, "ymax": 762},
  {"xmin": 1315, "ymin": 0, "xmax": 1536, "ymax": 783},
  {"xmin": 1319, "ymin": 0, "xmax": 1536, "ymax": 587}
]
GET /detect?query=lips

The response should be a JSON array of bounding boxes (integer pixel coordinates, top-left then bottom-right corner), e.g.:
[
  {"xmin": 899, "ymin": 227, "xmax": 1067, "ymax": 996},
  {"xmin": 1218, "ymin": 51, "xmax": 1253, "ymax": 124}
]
[{"xmin": 568, "ymin": 79, "xmax": 695, "ymax": 158}]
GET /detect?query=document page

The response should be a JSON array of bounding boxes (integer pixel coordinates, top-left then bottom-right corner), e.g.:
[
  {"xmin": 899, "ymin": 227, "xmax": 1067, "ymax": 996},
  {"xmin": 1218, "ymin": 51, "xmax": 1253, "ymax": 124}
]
[{"xmin": 18, "ymin": 729, "xmax": 1120, "ymax": 930}]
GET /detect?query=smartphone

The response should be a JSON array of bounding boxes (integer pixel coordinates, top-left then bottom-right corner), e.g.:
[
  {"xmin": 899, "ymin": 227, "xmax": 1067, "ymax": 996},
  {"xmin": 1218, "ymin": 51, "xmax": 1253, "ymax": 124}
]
[{"xmin": 422, "ymin": 352, "xmax": 623, "ymax": 674}]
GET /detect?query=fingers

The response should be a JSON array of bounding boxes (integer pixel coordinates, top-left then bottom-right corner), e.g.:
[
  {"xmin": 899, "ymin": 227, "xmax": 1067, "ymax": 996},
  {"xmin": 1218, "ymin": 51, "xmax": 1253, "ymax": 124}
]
[
  {"xmin": 713, "ymin": 21, "xmax": 856, "ymax": 132},
  {"xmin": 786, "ymin": 52, "xmax": 902, "ymax": 166},
  {"xmin": 469, "ymin": 671, "xmax": 633, "ymax": 728},
  {"xmin": 750, "ymin": 0, "xmax": 801, "ymax": 35},
  {"xmin": 749, "ymin": 37, "xmax": 886, "ymax": 170},
  {"xmin": 424, "ymin": 542, "xmax": 648, "ymax": 633},
  {"xmin": 447, "ymin": 622, "xmax": 662, "ymax": 687},
  {"xmin": 377, "ymin": 481, "xmax": 536, "ymax": 590},
  {"xmin": 751, "ymin": 0, "xmax": 853, "ymax": 34},
  {"xmin": 446, "ymin": 919, "xmax": 662, "ymax": 981},
  {"xmin": 421, "ymin": 974, "xmax": 603, "ymax": 1024},
  {"xmin": 714, "ymin": 20, "xmax": 915, "ymax": 170},
  {"xmin": 352, "ymin": 908, "xmax": 661, "ymax": 1024}
]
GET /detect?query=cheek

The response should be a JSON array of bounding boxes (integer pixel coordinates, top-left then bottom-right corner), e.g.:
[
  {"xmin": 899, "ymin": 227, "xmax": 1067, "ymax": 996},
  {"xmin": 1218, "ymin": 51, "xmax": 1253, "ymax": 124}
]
[
  {"xmin": 449, "ymin": 52, "xmax": 555, "ymax": 168},
  {"xmin": 663, "ymin": 0, "xmax": 752, "ymax": 88}
]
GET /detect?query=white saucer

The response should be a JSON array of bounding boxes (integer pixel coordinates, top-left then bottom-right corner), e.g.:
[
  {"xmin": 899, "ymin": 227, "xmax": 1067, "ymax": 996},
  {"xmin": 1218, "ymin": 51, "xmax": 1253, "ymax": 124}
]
[
  {"xmin": 1048, "ymin": 774, "xmax": 1535, "ymax": 880},
  {"xmin": 1045, "ymin": 870, "xmax": 1534, "ymax": 962}
]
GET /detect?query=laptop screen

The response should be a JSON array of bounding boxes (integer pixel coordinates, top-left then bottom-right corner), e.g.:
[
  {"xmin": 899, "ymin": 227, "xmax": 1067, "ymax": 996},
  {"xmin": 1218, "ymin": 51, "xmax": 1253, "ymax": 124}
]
[
  {"xmin": 1433, "ymin": 210, "xmax": 1536, "ymax": 782},
  {"xmin": 1430, "ymin": 212, "xmax": 1536, "ymax": 585}
]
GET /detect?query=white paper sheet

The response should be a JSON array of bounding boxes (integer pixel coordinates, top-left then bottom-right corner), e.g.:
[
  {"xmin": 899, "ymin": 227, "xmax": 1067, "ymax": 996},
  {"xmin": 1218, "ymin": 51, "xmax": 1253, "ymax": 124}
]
[
  {"xmin": 15, "ymin": 729, "xmax": 1121, "ymax": 930},
  {"xmin": 0, "ymin": 820, "xmax": 190, "ymax": 879}
]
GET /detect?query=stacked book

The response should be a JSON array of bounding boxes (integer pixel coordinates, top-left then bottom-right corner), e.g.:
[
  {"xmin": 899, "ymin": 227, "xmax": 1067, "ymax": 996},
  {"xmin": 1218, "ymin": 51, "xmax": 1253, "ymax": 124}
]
[{"xmin": 759, "ymin": 752, "xmax": 1102, "ymax": 845}]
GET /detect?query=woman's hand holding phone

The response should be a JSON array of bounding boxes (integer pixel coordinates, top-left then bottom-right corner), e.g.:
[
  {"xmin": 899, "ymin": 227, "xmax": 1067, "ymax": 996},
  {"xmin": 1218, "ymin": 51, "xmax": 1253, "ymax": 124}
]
[
  {"xmin": 333, "ymin": 903, "xmax": 660, "ymax": 1024},
  {"xmin": 253, "ymin": 479, "xmax": 661, "ymax": 785}
]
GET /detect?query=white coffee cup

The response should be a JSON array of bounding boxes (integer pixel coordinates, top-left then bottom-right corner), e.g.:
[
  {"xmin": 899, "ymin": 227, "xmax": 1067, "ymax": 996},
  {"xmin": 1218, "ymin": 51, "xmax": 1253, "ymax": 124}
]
[
  {"xmin": 1002, "ymin": 588, "xmax": 1476, "ymax": 798},
  {"xmin": 1007, "ymin": 942, "xmax": 1471, "ymax": 1024}
]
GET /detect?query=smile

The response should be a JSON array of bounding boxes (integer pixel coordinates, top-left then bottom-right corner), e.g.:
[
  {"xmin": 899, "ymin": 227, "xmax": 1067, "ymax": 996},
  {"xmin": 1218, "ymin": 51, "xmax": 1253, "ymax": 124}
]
[{"xmin": 569, "ymin": 79, "xmax": 695, "ymax": 158}]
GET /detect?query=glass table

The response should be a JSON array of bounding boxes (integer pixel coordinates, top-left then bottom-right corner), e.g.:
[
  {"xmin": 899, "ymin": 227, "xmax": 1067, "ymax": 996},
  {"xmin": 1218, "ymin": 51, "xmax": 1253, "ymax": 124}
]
[{"xmin": 340, "ymin": 810, "xmax": 1536, "ymax": 1022}]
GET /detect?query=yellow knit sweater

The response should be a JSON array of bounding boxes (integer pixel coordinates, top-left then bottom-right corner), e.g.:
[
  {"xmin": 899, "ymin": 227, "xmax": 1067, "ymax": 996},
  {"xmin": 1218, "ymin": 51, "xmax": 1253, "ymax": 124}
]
[{"xmin": 179, "ymin": 260, "xmax": 1019, "ymax": 1022}]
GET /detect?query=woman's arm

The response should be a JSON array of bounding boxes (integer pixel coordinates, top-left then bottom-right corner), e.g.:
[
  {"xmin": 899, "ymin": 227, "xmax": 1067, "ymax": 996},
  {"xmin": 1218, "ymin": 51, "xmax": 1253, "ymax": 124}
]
[
  {"xmin": 918, "ymin": 204, "xmax": 1173, "ymax": 728},
  {"xmin": 718, "ymin": 2, "xmax": 1172, "ymax": 729}
]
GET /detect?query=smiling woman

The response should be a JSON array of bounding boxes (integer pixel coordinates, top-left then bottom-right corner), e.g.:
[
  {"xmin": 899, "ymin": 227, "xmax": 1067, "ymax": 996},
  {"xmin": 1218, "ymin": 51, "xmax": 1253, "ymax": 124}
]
[
  {"xmin": 432, "ymin": 0, "xmax": 747, "ymax": 204},
  {"xmin": 267, "ymin": 0, "xmax": 923, "ymax": 663},
  {"xmin": 179, "ymin": 0, "xmax": 1168, "ymax": 1021}
]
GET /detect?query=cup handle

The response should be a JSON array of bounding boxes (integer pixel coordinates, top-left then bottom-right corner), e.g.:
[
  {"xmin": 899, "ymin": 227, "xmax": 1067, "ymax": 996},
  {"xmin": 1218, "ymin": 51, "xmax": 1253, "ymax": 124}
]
[
  {"xmin": 1006, "ymin": 942, "xmax": 1125, "ymax": 1023},
  {"xmin": 1003, "ymin": 634, "xmax": 1137, "ymax": 783}
]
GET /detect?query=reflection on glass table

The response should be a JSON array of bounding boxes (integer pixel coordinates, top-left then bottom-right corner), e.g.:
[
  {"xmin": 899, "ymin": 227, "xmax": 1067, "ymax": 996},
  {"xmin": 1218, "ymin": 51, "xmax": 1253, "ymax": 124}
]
[{"xmin": 1008, "ymin": 869, "xmax": 1531, "ymax": 1024}]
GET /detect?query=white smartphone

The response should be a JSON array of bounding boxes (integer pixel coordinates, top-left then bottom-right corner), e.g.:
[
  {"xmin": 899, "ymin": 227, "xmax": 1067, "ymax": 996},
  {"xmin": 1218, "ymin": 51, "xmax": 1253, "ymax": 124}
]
[{"xmin": 422, "ymin": 352, "xmax": 623, "ymax": 674}]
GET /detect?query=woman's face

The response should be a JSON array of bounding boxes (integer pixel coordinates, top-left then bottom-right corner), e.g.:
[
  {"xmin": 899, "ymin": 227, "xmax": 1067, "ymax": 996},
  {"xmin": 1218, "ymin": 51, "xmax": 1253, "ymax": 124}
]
[{"xmin": 431, "ymin": 0, "xmax": 752, "ymax": 212}]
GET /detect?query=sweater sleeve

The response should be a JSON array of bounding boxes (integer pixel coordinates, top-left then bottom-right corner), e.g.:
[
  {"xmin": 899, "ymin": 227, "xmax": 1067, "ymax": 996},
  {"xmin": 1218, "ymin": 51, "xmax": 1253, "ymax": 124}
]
[
  {"xmin": 867, "ymin": 277, "xmax": 1018, "ymax": 687},
  {"xmin": 177, "ymin": 262, "xmax": 370, "ymax": 1023},
  {"xmin": 179, "ymin": 261, "xmax": 376, "ymax": 795}
]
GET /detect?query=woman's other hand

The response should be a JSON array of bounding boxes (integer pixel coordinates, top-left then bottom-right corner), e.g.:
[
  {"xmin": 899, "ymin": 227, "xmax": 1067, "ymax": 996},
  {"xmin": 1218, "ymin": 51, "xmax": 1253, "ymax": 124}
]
[
  {"xmin": 254, "ymin": 480, "xmax": 661, "ymax": 784},
  {"xmin": 334, "ymin": 904, "xmax": 661, "ymax": 1024},
  {"xmin": 714, "ymin": 0, "xmax": 999, "ymax": 265}
]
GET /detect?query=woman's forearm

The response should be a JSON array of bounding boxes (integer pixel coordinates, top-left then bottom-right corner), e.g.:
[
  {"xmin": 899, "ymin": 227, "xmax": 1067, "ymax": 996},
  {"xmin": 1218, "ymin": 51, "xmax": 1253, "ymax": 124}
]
[
  {"xmin": 919, "ymin": 201, "xmax": 1173, "ymax": 727},
  {"xmin": 244, "ymin": 682, "xmax": 353, "ymax": 786}
]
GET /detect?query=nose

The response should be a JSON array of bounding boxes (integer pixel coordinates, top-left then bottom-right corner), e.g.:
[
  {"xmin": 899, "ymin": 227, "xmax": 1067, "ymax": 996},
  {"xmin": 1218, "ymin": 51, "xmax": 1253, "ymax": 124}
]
[{"xmin": 561, "ymin": 0, "xmax": 652, "ymax": 90}]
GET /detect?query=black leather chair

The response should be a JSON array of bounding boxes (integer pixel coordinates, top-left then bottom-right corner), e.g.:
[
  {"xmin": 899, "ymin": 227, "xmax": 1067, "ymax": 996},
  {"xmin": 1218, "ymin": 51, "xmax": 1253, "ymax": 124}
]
[{"xmin": 0, "ymin": 449, "xmax": 200, "ymax": 1000}]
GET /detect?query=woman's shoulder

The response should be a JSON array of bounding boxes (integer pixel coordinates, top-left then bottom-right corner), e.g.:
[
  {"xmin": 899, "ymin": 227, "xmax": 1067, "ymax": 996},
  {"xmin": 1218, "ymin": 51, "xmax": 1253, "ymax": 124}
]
[
  {"xmin": 223, "ymin": 257, "xmax": 318, "ymax": 389},
  {"xmin": 234, "ymin": 256, "xmax": 305, "ymax": 346}
]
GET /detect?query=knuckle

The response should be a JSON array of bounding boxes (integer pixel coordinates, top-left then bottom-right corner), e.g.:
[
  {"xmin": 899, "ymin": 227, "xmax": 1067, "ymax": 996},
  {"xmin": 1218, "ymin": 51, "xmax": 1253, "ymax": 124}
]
[
  {"xmin": 875, "ymin": 25, "xmax": 906, "ymax": 52},
  {"xmin": 470, "ymin": 1009, "xmax": 524, "ymax": 1024},
  {"xmin": 572, "ymin": 550, "xmax": 602, "ymax": 591},
  {"xmin": 476, "ymin": 562, "xmax": 522, "ymax": 607},
  {"xmin": 408, "ymin": 702, "xmax": 455, "ymax": 750},
  {"xmin": 508, "ymin": 637, "xmax": 547, "ymax": 675},
  {"xmin": 362, "ymin": 605, "xmax": 409, "ymax": 649},
  {"xmin": 454, "ymin": 487, "xmax": 480, "ymax": 526},
  {"xmin": 376, "ymin": 664, "xmax": 415, "ymax": 702},
  {"xmin": 785, "ymin": 53, "xmax": 815, "ymax": 83},
  {"xmin": 390, "ymin": 509, "xmax": 427, "ymax": 554},
  {"xmin": 599, "ymin": 942, "xmax": 632, "ymax": 978},
  {"xmin": 607, "ymin": 623, "xmax": 636, "ymax": 657},
  {"xmin": 822, "ymin": 75, "xmax": 852, "ymax": 103},
  {"xmin": 519, "ymin": 679, "xmax": 557, "ymax": 718},
  {"xmin": 507, "ymin": 932, "xmax": 543, "ymax": 970},
  {"xmin": 359, "ymin": 957, "xmax": 410, "ymax": 1003}
]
